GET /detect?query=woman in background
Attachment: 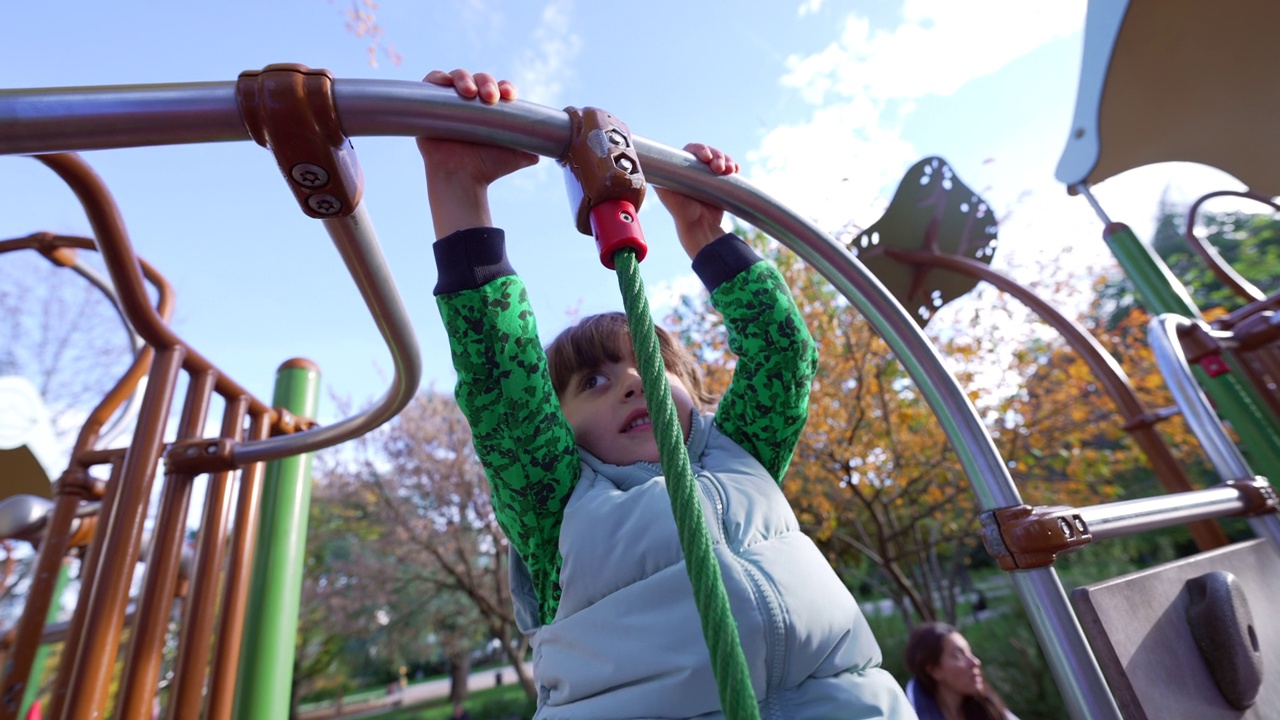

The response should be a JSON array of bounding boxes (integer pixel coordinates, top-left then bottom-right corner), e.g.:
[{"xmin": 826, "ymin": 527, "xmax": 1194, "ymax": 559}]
[{"xmin": 905, "ymin": 622, "xmax": 1019, "ymax": 720}]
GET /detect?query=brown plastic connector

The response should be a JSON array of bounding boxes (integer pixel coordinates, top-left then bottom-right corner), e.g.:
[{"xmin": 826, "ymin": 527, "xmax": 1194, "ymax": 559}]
[
  {"xmin": 1224, "ymin": 311, "xmax": 1280, "ymax": 352},
  {"xmin": 236, "ymin": 64, "xmax": 363, "ymax": 219},
  {"xmin": 270, "ymin": 407, "xmax": 317, "ymax": 436},
  {"xmin": 165, "ymin": 438, "xmax": 238, "ymax": 475},
  {"xmin": 1225, "ymin": 477, "xmax": 1279, "ymax": 516},
  {"xmin": 980, "ymin": 504, "xmax": 1092, "ymax": 571},
  {"xmin": 560, "ymin": 107, "xmax": 646, "ymax": 235}
]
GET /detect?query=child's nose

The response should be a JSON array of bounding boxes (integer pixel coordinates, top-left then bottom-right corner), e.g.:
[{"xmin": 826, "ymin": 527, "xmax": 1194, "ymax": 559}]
[{"xmin": 622, "ymin": 370, "xmax": 644, "ymax": 398}]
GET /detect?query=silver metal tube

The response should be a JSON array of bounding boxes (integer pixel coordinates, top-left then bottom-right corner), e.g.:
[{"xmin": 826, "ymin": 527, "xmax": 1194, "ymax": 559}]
[
  {"xmin": 1076, "ymin": 184, "xmax": 1113, "ymax": 226},
  {"xmin": 0, "ymin": 83, "xmax": 247, "ymax": 154},
  {"xmin": 1080, "ymin": 485, "xmax": 1255, "ymax": 540},
  {"xmin": 1013, "ymin": 569, "xmax": 1123, "ymax": 720},
  {"xmin": 232, "ymin": 203, "xmax": 421, "ymax": 464},
  {"xmin": 1148, "ymin": 314, "xmax": 1254, "ymax": 482}
]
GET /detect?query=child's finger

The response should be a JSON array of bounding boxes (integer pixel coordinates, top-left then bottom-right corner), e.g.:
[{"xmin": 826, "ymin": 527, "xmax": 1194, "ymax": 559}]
[
  {"xmin": 497, "ymin": 79, "xmax": 519, "ymax": 102},
  {"xmin": 423, "ymin": 69, "xmax": 454, "ymax": 87},
  {"xmin": 447, "ymin": 68, "xmax": 479, "ymax": 98},
  {"xmin": 473, "ymin": 72, "xmax": 501, "ymax": 104}
]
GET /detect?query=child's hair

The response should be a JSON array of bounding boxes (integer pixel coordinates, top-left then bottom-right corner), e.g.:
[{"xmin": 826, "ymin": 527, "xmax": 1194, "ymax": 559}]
[{"xmin": 546, "ymin": 312, "xmax": 715, "ymax": 409}]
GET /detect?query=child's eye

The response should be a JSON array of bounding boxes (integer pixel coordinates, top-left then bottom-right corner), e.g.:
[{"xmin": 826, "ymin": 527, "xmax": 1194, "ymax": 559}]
[{"xmin": 581, "ymin": 372, "xmax": 608, "ymax": 391}]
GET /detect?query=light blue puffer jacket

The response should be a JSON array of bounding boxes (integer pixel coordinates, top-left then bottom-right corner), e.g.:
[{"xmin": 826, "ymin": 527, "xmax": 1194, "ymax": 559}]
[{"xmin": 510, "ymin": 412, "xmax": 917, "ymax": 719}]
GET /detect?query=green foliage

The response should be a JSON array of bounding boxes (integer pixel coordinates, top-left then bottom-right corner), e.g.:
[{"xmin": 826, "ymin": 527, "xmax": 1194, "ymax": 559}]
[{"xmin": 1096, "ymin": 198, "xmax": 1280, "ymax": 326}]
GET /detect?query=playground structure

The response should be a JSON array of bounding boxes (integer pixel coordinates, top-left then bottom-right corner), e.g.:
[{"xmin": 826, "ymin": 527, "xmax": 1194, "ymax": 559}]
[{"xmin": 3, "ymin": 1, "xmax": 1280, "ymax": 718}]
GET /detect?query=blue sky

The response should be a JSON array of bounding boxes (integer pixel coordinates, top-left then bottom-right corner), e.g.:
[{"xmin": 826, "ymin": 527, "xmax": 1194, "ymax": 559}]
[{"xmin": 2, "ymin": 0, "xmax": 1243, "ymax": 430}]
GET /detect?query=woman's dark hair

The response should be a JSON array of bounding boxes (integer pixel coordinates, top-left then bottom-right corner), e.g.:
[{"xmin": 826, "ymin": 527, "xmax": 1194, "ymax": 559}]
[
  {"xmin": 905, "ymin": 622, "xmax": 1009, "ymax": 720},
  {"xmin": 546, "ymin": 312, "xmax": 715, "ymax": 409}
]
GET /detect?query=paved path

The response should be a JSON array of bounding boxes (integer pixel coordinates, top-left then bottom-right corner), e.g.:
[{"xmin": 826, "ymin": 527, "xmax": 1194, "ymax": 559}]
[{"xmin": 297, "ymin": 665, "xmax": 518, "ymax": 720}]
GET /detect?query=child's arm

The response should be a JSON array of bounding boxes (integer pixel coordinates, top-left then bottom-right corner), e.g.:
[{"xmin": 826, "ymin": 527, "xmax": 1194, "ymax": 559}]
[
  {"xmin": 654, "ymin": 145, "xmax": 817, "ymax": 482},
  {"xmin": 420, "ymin": 69, "xmax": 577, "ymax": 625},
  {"xmin": 709, "ymin": 258, "xmax": 818, "ymax": 483}
]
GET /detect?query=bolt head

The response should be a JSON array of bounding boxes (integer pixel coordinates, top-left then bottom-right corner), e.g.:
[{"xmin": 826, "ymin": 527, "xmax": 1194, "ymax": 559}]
[
  {"xmin": 291, "ymin": 163, "xmax": 330, "ymax": 188},
  {"xmin": 1058, "ymin": 517, "xmax": 1073, "ymax": 538},
  {"xmin": 615, "ymin": 156, "xmax": 636, "ymax": 174},
  {"xmin": 605, "ymin": 129, "xmax": 628, "ymax": 148},
  {"xmin": 307, "ymin": 194, "xmax": 342, "ymax": 216}
]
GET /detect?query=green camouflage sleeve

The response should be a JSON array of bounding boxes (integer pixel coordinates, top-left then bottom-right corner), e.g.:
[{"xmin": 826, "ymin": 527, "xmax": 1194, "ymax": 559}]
[
  {"xmin": 711, "ymin": 262, "xmax": 818, "ymax": 483},
  {"xmin": 437, "ymin": 276, "xmax": 578, "ymax": 624}
]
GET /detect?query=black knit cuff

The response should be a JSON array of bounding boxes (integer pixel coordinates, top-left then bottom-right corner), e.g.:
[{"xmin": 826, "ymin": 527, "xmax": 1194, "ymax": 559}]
[
  {"xmin": 691, "ymin": 233, "xmax": 763, "ymax": 292},
  {"xmin": 432, "ymin": 227, "xmax": 516, "ymax": 295}
]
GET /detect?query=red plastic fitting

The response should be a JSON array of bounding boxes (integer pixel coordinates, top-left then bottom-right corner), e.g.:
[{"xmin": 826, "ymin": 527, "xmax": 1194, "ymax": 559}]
[{"xmin": 590, "ymin": 200, "xmax": 647, "ymax": 269}]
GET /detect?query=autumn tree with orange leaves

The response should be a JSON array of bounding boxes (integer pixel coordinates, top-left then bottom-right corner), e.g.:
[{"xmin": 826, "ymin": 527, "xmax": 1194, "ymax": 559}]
[{"xmin": 669, "ymin": 229, "xmax": 1203, "ymax": 626}]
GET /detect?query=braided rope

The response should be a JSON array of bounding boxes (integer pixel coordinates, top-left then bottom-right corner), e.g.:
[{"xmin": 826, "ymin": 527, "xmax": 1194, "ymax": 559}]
[{"xmin": 613, "ymin": 248, "xmax": 761, "ymax": 720}]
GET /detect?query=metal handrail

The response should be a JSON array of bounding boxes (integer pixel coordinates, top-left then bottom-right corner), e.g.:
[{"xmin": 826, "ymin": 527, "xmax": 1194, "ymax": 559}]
[{"xmin": 0, "ymin": 76, "xmax": 1118, "ymax": 718}]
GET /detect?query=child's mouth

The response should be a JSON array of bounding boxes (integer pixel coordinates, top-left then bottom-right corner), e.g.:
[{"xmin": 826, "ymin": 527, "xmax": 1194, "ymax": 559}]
[{"xmin": 621, "ymin": 411, "xmax": 651, "ymax": 433}]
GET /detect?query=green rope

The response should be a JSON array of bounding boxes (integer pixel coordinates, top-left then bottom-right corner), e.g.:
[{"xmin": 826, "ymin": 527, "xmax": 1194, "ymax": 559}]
[{"xmin": 613, "ymin": 248, "xmax": 761, "ymax": 720}]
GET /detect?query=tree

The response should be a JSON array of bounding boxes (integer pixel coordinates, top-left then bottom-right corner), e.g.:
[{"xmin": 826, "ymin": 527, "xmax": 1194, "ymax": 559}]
[
  {"xmin": 668, "ymin": 229, "xmax": 1197, "ymax": 626},
  {"xmin": 1097, "ymin": 196, "xmax": 1280, "ymax": 326},
  {"xmin": 301, "ymin": 390, "xmax": 536, "ymax": 705}
]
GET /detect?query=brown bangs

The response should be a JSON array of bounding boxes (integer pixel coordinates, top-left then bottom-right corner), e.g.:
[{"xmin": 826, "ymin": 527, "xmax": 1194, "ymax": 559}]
[
  {"xmin": 547, "ymin": 313, "xmax": 630, "ymax": 397},
  {"xmin": 546, "ymin": 311, "xmax": 714, "ymax": 410}
]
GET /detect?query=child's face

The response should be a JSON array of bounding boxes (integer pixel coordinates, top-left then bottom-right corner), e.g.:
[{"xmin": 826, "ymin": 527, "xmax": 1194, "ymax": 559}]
[{"xmin": 559, "ymin": 344, "xmax": 695, "ymax": 466}]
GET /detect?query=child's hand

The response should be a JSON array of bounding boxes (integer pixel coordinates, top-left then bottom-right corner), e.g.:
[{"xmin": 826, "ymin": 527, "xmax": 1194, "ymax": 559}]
[
  {"xmin": 417, "ymin": 69, "xmax": 540, "ymax": 238},
  {"xmin": 655, "ymin": 143, "xmax": 740, "ymax": 260}
]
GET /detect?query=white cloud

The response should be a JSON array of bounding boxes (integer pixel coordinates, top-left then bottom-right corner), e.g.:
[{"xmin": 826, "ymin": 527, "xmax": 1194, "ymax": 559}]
[
  {"xmin": 747, "ymin": 98, "xmax": 918, "ymax": 232},
  {"xmin": 783, "ymin": 0, "xmax": 1084, "ymax": 105},
  {"xmin": 750, "ymin": 0, "xmax": 1086, "ymax": 236},
  {"xmin": 510, "ymin": 0, "xmax": 583, "ymax": 110},
  {"xmin": 797, "ymin": 0, "xmax": 826, "ymax": 19}
]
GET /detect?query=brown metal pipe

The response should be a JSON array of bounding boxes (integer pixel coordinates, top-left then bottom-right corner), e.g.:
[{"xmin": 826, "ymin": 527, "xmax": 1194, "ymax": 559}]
[
  {"xmin": 887, "ymin": 248, "xmax": 1230, "ymax": 550},
  {"xmin": 0, "ymin": 232, "xmax": 175, "ymax": 459},
  {"xmin": 1183, "ymin": 190, "xmax": 1276, "ymax": 304},
  {"xmin": 58, "ymin": 345, "xmax": 184, "ymax": 720},
  {"xmin": 0, "ymin": 488, "xmax": 84, "ymax": 720},
  {"xmin": 44, "ymin": 459, "xmax": 124, "ymax": 720},
  {"xmin": 31, "ymin": 154, "xmax": 274, "ymax": 421},
  {"xmin": 114, "ymin": 370, "xmax": 215, "ymax": 720},
  {"xmin": 205, "ymin": 412, "xmax": 270, "ymax": 720},
  {"xmin": 166, "ymin": 395, "xmax": 249, "ymax": 720}
]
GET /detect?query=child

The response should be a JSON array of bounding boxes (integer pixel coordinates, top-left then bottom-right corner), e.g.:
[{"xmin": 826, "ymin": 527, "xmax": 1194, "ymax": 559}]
[{"xmin": 420, "ymin": 68, "xmax": 914, "ymax": 719}]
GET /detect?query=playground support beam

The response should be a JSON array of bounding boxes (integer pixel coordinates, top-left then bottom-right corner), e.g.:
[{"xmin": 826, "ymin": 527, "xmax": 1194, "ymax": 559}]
[{"xmin": 232, "ymin": 360, "xmax": 321, "ymax": 720}]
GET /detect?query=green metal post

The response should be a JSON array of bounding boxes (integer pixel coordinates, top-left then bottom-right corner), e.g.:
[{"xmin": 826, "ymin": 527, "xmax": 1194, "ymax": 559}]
[
  {"xmin": 231, "ymin": 359, "xmax": 320, "ymax": 720},
  {"xmin": 1103, "ymin": 223, "xmax": 1280, "ymax": 479},
  {"xmin": 18, "ymin": 560, "xmax": 71, "ymax": 718}
]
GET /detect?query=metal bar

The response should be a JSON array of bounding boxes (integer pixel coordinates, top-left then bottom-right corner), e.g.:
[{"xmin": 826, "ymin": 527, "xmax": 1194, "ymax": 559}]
[
  {"xmin": 1013, "ymin": 569, "xmax": 1123, "ymax": 720},
  {"xmin": 44, "ymin": 459, "xmax": 123, "ymax": 720},
  {"xmin": 1080, "ymin": 485, "xmax": 1259, "ymax": 540},
  {"xmin": 0, "ymin": 76, "xmax": 1116, "ymax": 719},
  {"xmin": 0, "ymin": 83, "xmax": 246, "ymax": 154},
  {"xmin": 167, "ymin": 395, "xmax": 248, "ymax": 720},
  {"xmin": 232, "ymin": 361, "xmax": 321, "ymax": 719},
  {"xmin": 231, "ymin": 207, "xmax": 420, "ymax": 465},
  {"xmin": 887, "ymin": 248, "xmax": 1228, "ymax": 550},
  {"xmin": 1149, "ymin": 314, "xmax": 1255, "ymax": 482},
  {"xmin": 59, "ymin": 346, "xmax": 183, "ymax": 720},
  {"xmin": 114, "ymin": 370, "xmax": 215, "ymax": 720},
  {"xmin": 205, "ymin": 412, "xmax": 270, "ymax": 720}
]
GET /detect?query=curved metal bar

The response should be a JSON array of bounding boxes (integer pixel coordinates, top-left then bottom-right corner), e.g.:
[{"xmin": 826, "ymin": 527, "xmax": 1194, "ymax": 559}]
[
  {"xmin": 63, "ymin": 255, "xmax": 145, "ymax": 446},
  {"xmin": 1184, "ymin": 190, "xmax": 1274, "ymax": 303},
  {"xmin": 0, "ymin": 79, "xmax": 1119, "ymax": 716},
  {"xmin": 232, "ymin": 204, "xmax": 421, "ymax": 464},
  {"xmin": 0, "ymin": 83, "xmax": 246, "ymax": 154},
  {"xmin": 1148, "ymin": 314, "xmax": 1254, "ymax": 482}
]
